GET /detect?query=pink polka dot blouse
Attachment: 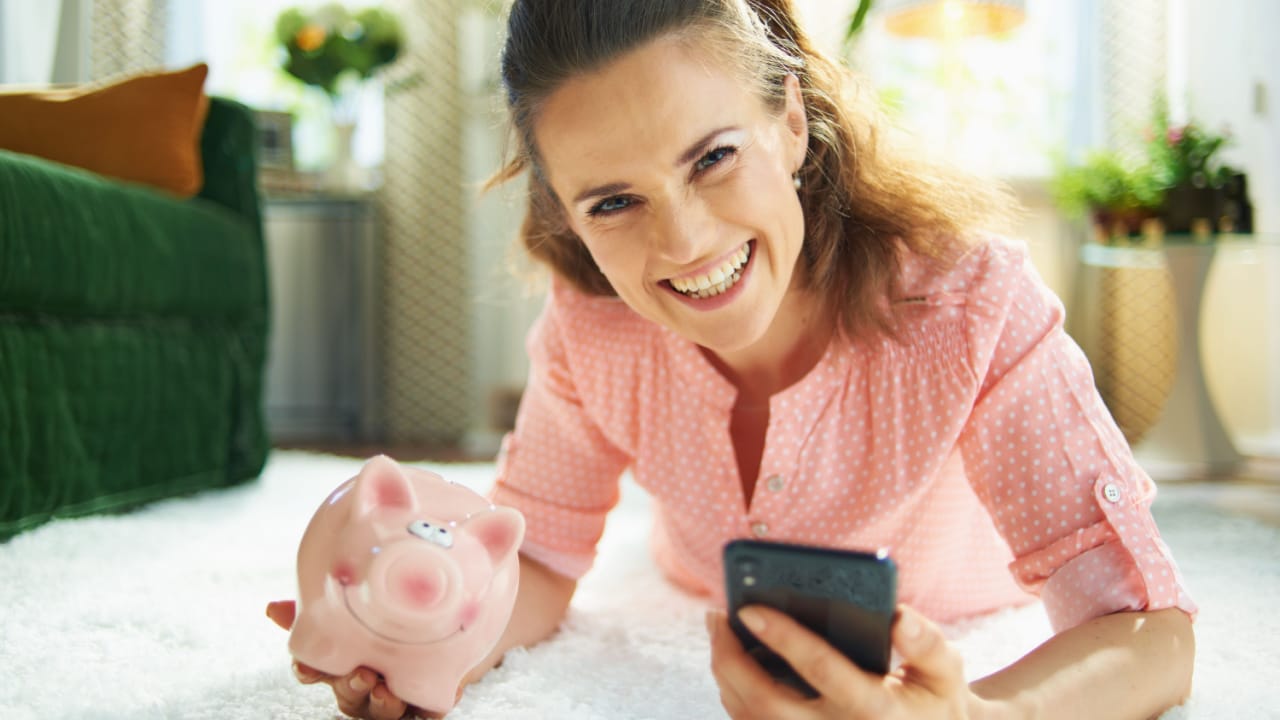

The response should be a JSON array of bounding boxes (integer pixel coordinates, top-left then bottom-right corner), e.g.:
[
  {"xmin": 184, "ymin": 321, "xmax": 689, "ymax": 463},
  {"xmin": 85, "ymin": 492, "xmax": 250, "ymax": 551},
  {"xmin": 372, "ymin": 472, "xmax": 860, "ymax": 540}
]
[{"xmin": 490, "ymin": 237, "xmax": 1197, "ymax": 631}]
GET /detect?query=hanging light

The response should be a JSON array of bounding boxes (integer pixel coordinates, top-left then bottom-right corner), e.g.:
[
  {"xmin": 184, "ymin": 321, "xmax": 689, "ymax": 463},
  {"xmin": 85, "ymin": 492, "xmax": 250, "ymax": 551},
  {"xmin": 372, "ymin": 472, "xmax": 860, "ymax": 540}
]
[{"xmin": 879, "ymin": 0, "xmax": 1027, "ymax": 39}]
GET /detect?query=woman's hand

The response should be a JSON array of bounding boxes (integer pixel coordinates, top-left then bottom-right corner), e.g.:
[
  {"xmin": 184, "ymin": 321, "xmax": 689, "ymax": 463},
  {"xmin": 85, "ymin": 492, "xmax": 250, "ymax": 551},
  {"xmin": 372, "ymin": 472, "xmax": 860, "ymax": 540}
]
[
  {"xmin": 707, "ymin": 603, "xmax": 1002, "ymax": 720},
  {"xmin": 266, "ymin": 599, "xmax": 451, "ymax": 720}
]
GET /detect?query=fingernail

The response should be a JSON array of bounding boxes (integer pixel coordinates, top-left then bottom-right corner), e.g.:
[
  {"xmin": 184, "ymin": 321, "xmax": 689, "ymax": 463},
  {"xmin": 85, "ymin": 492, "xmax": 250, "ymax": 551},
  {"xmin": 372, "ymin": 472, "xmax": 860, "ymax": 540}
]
[
  {"xmin": 738, "ymin": 608, "xmax": 765, "ymax": 634},
  {"xmin": 350, "ymin": 672, "xmax": 371, "ymax": 693},
  {"xmin": 706, "ymin": 610, "xmax": 720, "ymax": 641}
]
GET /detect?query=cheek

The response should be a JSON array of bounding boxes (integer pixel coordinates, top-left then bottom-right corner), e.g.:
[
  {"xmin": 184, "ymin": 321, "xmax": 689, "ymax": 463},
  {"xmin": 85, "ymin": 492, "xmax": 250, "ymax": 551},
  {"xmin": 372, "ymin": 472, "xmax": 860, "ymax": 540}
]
[
  {"xmin": 720, "ymin": 164, "xmax": 801, "ymax": 237},
  {"xmin": 579, "ymin": 229, "xmax": 642, "ymax": 278}
]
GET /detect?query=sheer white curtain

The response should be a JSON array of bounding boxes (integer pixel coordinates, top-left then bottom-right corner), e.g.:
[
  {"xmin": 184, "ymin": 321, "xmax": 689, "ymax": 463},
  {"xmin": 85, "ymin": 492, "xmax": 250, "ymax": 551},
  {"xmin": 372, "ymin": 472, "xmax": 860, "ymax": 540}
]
[
  {"xmin": 89, "ymin": 0, "xmax": 166, "ymax": 81},
  {"xmin": 0, "ymin": 0, "xmax": 85, "ymax": 85}
]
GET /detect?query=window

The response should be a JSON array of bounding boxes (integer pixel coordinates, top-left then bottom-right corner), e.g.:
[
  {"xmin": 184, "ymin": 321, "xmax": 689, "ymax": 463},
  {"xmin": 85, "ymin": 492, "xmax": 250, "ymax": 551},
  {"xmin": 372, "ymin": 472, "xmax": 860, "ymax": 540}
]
[
  {"xmin": 168, "ymin": 0, "xmax": 387, "ymax": 172},
  {"xmin": 798, "ymin": 0, "xmax": 1094, "ymax": 180}
]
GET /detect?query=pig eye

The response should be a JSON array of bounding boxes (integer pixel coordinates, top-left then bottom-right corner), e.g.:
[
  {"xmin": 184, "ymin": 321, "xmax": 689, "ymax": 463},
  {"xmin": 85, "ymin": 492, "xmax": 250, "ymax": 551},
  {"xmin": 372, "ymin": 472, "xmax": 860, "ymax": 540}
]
[{"xmin": 407, "ymin": 520, "xmax": 453, "ymax": 548}]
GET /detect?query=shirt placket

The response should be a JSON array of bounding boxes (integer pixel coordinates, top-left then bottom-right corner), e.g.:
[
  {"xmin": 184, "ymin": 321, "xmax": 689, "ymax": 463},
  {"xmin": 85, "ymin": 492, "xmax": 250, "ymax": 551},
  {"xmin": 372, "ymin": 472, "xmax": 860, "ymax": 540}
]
[{"xmin": 743, "ymin": 355, "xmax": 845, "ymax": 541}]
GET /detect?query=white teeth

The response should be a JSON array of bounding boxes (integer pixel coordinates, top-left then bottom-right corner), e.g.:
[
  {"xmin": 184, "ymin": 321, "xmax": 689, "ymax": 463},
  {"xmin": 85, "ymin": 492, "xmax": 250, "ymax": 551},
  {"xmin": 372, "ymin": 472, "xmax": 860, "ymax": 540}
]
[{"xmin": 670, "ymin": 243, "xmax": 751, "ymax": 299}]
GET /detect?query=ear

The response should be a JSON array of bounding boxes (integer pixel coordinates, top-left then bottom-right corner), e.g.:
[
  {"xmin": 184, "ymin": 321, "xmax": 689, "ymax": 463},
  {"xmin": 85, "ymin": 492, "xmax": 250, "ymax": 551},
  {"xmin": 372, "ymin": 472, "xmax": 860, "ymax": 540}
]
[
  {"xmin": 354, "ymin": 455, "xmax": 416, "ymax": 516},
  {"xmin": 464, "ymin": 507, "xmax": 525, "ymax": 563},
  {"xmin": 781, "ymin": 73, "xmax": 809, "ymax": 172}
]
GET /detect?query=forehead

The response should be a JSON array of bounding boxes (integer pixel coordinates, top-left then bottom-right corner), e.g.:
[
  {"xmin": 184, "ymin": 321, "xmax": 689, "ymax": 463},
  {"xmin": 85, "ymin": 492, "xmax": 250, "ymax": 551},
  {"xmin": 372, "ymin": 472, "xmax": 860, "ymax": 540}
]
[{"xmin": 533, "ymin": 36, "xmax": 766, "ymax": 188}]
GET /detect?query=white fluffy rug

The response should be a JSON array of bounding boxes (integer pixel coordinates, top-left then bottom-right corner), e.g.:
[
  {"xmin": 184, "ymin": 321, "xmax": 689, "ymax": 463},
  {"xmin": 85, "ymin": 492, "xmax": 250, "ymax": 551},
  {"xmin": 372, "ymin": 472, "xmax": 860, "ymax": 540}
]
[{"xmin": 2, "ymin": 451, "xmax": 1277, "ymax": 719}]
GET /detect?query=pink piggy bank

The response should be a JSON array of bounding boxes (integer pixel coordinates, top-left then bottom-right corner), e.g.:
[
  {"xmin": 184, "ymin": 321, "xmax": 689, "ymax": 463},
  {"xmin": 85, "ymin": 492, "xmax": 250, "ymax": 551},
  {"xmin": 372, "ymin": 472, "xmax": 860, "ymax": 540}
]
[{"xmin": 288, "ymin": 455, "xmax": 524, "ymax": 714}]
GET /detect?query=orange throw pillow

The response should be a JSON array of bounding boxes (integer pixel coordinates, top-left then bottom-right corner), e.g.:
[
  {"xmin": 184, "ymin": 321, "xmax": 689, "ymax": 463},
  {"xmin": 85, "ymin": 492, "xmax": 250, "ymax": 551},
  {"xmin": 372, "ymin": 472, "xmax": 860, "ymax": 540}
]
[{"xmin": 0, "ymin": 63, "xmax": 210, "ymax": 197}]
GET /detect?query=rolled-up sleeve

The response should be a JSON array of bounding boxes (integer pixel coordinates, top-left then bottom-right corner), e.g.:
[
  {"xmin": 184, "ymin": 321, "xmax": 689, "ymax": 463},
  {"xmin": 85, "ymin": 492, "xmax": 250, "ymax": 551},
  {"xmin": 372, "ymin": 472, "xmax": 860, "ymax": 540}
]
[
  {"xmin": 957, "ymin": 240, "xmax": 1197, "ymax": 632},
  {"xmin": 488, "ymin": 286, "xmax": 631, "ymax": 580}
]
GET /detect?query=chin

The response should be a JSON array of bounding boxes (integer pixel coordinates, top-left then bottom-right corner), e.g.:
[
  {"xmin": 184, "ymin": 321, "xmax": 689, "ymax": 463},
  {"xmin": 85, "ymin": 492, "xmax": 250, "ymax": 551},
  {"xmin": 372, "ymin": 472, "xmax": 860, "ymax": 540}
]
[{"xmin": 686, "ymin": 318, "xmax": 770, "ymax": 357}]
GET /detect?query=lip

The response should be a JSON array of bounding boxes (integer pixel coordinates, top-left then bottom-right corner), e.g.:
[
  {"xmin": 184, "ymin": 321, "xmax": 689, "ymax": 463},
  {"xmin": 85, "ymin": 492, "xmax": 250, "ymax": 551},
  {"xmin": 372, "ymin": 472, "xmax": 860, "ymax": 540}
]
[{"xmin": 663, "ymin": 239, "xmax": 755, "ymax": 311}]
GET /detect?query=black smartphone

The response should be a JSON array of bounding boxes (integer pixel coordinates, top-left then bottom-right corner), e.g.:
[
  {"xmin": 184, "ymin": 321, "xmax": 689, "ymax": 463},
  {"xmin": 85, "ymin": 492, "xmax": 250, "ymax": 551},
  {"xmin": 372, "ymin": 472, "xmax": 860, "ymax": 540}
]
[{"xmin": 723, "ymin": 539, "xmax": 897, "ymax": 697}]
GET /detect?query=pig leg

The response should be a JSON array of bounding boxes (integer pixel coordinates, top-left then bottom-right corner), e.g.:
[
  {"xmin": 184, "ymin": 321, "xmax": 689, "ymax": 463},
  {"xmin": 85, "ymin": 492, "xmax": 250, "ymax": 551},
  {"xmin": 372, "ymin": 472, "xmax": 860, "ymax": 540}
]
[
  {"xmin": 289, "ymin": 608, "xmax": 363, "ymax": 678},
  {"xmin": 386, "ymin": 672, "xmax": 464, "ymax": 716}
]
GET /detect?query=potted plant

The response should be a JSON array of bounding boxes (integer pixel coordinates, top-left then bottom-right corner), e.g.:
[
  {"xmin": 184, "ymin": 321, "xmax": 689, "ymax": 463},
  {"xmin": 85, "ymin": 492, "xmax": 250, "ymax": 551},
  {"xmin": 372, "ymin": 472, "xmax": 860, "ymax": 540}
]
[
  {"xmin": 274, "ymin": 4, "xmax": 405, "ymax": 189},
  {"xmin": 1050, "ymin": 149, "xmax": 1166, "ymax": 242},
  {"xmin": 275, "ymin": 5, "xmax": 405, "ymax": 107},
  {"xmin": 1051, "ymin": 98, "xmax": 1244, "ymax": 243},
  {"xmin": 1144, "ymin": 102, "xmax": 1242, "ymax": 234}
]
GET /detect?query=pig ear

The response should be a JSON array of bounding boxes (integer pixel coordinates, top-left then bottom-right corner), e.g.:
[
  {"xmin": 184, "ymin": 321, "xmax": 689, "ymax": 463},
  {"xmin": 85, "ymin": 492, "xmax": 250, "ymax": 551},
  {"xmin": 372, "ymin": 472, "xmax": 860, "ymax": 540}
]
[
  {"xmin": 354, "ymin": 455, "xmax": 416, "ymax": 515},
  {"xmin": 465, "ymin": 507, "xmax": 525, "ymax": 563}
]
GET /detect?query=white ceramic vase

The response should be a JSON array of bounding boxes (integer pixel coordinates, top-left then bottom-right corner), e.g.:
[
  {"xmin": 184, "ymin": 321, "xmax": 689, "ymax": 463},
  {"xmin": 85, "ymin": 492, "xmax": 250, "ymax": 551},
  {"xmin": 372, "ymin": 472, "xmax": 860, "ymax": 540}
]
[{"xmin": 325, "ymin": 121, "xmax": 363, "ymax": 192}]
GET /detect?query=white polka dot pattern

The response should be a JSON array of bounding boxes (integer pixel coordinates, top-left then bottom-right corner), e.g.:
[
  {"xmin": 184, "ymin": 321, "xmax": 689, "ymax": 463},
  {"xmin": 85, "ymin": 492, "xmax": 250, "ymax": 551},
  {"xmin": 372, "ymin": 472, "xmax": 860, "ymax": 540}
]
[{"xmin": 488, "ymin": 237, "xmax": 1197, "ymax": 627}]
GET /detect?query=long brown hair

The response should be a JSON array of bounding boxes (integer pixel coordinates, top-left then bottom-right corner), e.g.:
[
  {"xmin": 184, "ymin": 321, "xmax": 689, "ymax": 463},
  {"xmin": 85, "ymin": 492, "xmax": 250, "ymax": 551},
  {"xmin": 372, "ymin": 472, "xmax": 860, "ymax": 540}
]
[{"xmin": 489, "ymin": 0, "xmax": 1016, "ymax": 340}]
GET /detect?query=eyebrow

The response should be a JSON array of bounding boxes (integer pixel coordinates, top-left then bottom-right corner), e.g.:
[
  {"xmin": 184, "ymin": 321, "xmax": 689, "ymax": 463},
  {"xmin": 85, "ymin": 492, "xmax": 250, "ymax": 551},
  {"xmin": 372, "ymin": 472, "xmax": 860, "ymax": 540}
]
[
  {"xmin": 676, "ymin": 126, "xmax": 737, "ymax": 167},
  {"xmin": 570, "ymin": 125, "xmax": 740, "ymax": 206}
]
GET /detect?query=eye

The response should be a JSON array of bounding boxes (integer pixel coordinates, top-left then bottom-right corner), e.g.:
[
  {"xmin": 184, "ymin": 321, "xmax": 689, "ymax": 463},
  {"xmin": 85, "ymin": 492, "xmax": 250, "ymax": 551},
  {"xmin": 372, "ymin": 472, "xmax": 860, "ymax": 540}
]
[
  {"xmin": 694, "ymin": 145, "xmax": 736, "ymax": 173},
  {"xmin": 407, "ymin": 520, "xmax": 454, "ymax": 548},
  {"xmin": 588, "ymin": 195, "xmax": 634, "ymax": 216}
]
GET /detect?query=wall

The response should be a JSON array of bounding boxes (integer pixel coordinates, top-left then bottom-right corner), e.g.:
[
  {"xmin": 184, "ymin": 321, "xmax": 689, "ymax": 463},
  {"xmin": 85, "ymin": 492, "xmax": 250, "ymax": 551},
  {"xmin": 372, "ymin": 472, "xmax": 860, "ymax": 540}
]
[
  {"xmin": 459, "ymin": 5, "xmax": 544, "ymax": 454},
  {"xmin": 1176, "ymin": 0, "xmax": 1280, "ymax": 454}
]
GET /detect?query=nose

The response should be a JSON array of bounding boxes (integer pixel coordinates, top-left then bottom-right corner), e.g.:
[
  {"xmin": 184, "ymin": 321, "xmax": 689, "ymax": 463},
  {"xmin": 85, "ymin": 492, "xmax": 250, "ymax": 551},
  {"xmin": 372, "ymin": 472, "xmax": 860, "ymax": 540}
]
[{"xmin": 649, "ymin": 193, "xmax": 718, "ymax": 265}]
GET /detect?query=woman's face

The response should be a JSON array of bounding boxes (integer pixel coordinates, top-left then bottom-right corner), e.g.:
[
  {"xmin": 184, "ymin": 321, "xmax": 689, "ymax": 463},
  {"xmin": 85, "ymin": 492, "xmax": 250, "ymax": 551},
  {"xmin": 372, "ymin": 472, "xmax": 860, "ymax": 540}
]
[{"xmin": 533, "ymin": 34, "xmax": 810, "ymax": 359}]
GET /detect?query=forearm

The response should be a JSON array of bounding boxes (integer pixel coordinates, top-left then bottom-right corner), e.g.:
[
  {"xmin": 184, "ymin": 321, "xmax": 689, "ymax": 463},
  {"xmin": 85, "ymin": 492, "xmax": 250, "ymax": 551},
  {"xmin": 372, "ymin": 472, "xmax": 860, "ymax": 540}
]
[
  {"xmin": 970, "ymin": 608, "xmax": 1195, "ymax": 720},
  {"xmin": 468, "ymin": 553, "xmax": 576, "ymax": 680}
]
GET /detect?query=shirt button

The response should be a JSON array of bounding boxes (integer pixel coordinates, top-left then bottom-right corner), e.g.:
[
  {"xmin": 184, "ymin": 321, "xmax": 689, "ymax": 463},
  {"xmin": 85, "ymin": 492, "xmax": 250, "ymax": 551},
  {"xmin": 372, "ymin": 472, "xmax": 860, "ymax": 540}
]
[
  {"xmin": 1102, "ymin": 483, "xmax": 1122, "ymax": 503},
  {"xmin": 751, "ymin": 521, "xmax": 769, "ymax": 537},
  {"xmin": 766, "ymin": 475, "xmax": 785, "ymax": 492}
]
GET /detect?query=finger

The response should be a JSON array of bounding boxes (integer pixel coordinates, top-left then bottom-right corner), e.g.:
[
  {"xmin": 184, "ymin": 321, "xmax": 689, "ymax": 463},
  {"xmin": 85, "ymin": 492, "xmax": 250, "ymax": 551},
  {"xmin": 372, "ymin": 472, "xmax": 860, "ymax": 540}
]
[
  {"xmin": 292, "ymin": 661, "xmax": 327, "ymax": 685},
  {"xmin": 736, "ymin": 605, "xmax": 883, "ymax": 713},
  {"xmin": 705, "ymin": 610, "xmax": 756, "ymax": 710},
  {"xmin": 332, "ymin": 668, "xmax": 377, "ymax": 714},
  {"xmin": 266, "ymin": 599, "xmax": 297, "ymax": 631},
  {"xmin": 707, "ymin": 613, "xmax": 750, "ymax": 718},
  {"xmin": 892, "ymin": 605, "xmax": 965, "ymax": 696},
  {"xmin": 368, "ymin": 682, "xmax": 409, "ymax": 720},
  {"xmin": 706, "ymin": 609, "xmax": 804, "ymax": 718},
  {"xmin": 719, "ymin": 688, "xmax": 752, "ymax": 720}
]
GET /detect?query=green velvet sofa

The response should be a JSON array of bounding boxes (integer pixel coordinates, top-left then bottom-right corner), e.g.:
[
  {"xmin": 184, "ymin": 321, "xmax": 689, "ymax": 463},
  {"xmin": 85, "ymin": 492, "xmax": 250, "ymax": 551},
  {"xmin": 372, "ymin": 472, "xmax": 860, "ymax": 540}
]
[{"xmin": 0, "ymin": 97, "xmax": 270, "ymax": 540}]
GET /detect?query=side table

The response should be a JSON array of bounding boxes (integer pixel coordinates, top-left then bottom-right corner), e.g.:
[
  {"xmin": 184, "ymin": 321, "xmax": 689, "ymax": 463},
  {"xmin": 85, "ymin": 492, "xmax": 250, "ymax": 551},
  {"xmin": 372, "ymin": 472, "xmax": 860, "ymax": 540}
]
[
  {"xmin": 263, "ymin": 193, "xmax": 381, "ymax": 443},
  {"xmin": 1077, "ymin": 235, "xmax": 1265, "ymax": 478}
]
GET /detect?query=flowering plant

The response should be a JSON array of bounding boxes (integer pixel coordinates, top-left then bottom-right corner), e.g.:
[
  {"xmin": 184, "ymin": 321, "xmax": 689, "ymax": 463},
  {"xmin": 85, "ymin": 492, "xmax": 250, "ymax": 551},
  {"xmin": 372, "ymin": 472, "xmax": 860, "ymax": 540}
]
[
  {"xmin": 274, "ymin": 4, "xmax": 404, "ymax": 97},
  {"xmin": 1145, "ymin": 103, "xmax": 1233, "ymax": 190}
]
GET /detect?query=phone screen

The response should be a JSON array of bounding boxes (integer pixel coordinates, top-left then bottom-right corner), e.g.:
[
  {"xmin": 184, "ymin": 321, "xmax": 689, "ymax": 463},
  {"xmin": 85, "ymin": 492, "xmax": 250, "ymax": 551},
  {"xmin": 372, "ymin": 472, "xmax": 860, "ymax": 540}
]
[{"xmin": 723, "ymin": 540, "xmax": 897, "ymax": 696}]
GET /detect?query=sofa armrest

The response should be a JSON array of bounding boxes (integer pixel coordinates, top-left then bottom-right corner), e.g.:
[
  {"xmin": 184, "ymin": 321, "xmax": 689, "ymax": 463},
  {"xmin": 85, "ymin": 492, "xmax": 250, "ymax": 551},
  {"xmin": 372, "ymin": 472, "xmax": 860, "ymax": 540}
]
[
  {"xmin": 0, "ymin": 148, "xmax": 265, "ymax": 320},
  {"xmin": 196, "ymin": 97, "xmax": 264, "ymax": 241}
]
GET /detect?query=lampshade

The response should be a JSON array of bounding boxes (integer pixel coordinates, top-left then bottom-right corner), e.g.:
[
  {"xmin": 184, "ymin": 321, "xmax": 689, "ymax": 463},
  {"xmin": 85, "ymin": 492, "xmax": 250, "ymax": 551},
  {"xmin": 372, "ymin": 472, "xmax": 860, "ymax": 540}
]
[{"xmin": 880, "ymin": 0, "xmax": 1027, "ymax": 39}]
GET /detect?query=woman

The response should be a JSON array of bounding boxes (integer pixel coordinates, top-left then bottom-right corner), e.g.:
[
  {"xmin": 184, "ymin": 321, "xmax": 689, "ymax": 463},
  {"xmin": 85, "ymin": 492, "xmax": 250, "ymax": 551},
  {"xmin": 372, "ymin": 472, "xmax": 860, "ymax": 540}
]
[{"xmin": 270, "ymin": 1, "xmax": 1196, "ymax": 717}]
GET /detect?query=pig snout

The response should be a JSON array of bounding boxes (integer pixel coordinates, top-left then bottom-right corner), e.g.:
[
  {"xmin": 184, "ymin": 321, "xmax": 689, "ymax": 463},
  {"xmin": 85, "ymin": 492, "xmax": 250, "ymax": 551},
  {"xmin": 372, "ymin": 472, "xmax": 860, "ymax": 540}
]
[
  {"xmin": 340, "ymin": 538, "xmax": 471, "ymax": 643},
  {"xmin": 387, "ymin": 558, "xmax": 449, "ymax": 610},
  {"xmin": 369, "ymin": 541, "xmax": 464, "ymax": 617}
]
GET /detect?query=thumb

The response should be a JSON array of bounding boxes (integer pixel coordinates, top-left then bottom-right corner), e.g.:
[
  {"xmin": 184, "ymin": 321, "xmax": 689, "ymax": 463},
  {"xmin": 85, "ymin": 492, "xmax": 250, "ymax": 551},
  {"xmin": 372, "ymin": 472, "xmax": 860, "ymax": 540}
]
[
  {"xmin": 266, "ymin": 599, "xmax": 297, "ymax": 631},
  {"xmin": 892, "ymin": 605, "xmax": 965, "ymax": 696}
]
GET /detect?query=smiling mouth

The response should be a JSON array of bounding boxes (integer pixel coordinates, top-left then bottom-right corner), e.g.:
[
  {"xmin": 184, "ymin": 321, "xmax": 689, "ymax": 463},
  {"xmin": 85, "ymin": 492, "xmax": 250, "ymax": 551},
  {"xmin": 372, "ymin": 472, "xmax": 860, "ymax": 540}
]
[
  {"xmin": 667, "ymin": 241, "xmax": 752, "ymax": 299},
  {"xmin": 344, "ymin": 588, "xmax": 464, "ymax": 646}
]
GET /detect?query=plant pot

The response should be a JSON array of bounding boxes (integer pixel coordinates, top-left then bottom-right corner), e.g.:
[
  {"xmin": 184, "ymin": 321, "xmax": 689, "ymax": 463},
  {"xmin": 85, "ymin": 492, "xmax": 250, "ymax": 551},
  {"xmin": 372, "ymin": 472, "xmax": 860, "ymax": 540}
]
[
  {"xmin": 1219, "ymin": 171, "xmax": 1253, "ymax": 233},
  {"xmin": 1068, "ymin": 250, "xmax": 1177, "ymax": 446},
  {"xmin": 1090, "ymin": 207, "xmax": 1161, "ymax": 244},
  {"xmin": 324, "ymin": 121, "xmax": 363, "ymax": 191},
  {"xmin": 1160, "ymin": 183, "xmax": 1223, "ymax": 234}
]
